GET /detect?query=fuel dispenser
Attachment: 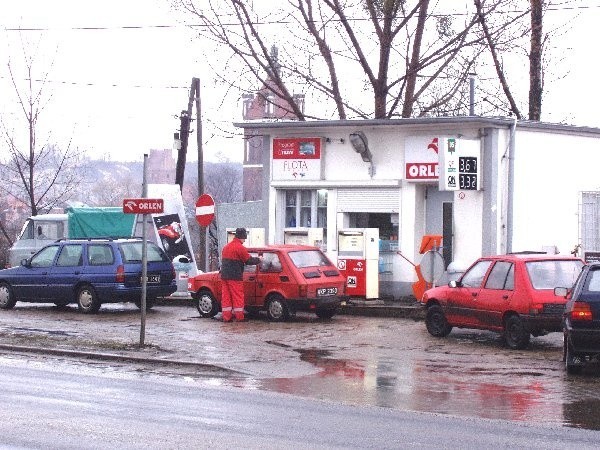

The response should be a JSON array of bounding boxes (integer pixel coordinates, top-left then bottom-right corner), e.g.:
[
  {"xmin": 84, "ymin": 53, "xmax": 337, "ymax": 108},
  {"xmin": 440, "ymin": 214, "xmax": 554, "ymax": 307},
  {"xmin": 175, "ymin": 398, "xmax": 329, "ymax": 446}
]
[
  {"xmin": 226, "ymin": 228, "xmax": 265, "ymax": 247},
  {"xmin": 337, "ymin": 228, "xmax": 379, "ymax": 299},
  {"xmin": 283, "ymin": 227, "xmax": 324, "ymax": 249}
]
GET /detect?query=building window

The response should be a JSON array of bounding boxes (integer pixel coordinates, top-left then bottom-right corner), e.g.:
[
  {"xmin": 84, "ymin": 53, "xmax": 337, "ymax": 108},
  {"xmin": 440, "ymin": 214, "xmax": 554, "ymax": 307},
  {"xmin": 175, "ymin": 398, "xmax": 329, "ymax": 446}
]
[
  {"xmin": 284, "ymin": 189, "xmax": 327, "ymax": 230},
  {"xmin": 264, "ymin": 94, "xmax": 275, "ymax": 115},
  {"xmin": 581, "ymin": 191, "xmax": 600, "ymax": 254}
]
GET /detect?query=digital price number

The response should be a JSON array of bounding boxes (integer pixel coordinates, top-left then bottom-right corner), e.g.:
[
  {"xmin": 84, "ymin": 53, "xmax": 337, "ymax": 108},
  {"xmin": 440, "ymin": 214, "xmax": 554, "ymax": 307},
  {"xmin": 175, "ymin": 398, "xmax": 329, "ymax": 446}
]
[{"xmin": 458, "ymin": 156, "xmax": 478, "ymax": 190}]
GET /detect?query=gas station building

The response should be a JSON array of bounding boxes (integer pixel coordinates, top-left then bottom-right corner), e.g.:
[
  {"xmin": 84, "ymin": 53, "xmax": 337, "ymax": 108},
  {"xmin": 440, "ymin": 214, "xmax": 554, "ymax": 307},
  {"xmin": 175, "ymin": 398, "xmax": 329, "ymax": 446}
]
[{"xmin": 230, "ymin": 117, "xmax": 600, "ymax": 299}]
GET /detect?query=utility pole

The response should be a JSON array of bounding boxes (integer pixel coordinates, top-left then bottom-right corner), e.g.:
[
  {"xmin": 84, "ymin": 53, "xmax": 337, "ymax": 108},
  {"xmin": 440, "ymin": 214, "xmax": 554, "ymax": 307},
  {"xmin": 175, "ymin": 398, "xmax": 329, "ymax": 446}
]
[
  {"xmin": 175, "ymin": 79, "xmax": 196, "ymax": 190},
  {"xmin": 174, "ymin": 77, "xmax": 206, "ymax": 271}
]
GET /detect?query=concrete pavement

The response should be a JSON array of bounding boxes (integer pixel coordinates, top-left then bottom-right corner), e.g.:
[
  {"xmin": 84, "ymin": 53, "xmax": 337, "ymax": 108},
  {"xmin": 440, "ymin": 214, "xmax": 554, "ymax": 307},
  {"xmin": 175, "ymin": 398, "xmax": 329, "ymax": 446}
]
[{"xmin": 0, "ymin": 298, "xmax": 425, "ymax": 371}]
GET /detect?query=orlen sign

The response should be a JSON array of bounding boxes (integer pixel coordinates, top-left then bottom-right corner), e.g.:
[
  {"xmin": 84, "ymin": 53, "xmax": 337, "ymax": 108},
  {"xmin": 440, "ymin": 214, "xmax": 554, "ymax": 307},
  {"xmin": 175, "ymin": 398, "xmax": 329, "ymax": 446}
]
[
  {"xmin": 122, "ymin": 198, "xmax": 164, "ymax": 214},
  {"xmin": 404, "ymin": 136, "xmax": 440, "ymax": 181}
]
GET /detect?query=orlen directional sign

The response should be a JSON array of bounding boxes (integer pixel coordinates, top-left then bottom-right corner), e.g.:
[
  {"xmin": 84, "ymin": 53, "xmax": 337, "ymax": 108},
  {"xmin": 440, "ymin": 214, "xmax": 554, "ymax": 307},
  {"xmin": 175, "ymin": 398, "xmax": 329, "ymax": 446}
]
[{"xmin": 123, "ymin": 198, "xmax": 164, "ymax": 214}]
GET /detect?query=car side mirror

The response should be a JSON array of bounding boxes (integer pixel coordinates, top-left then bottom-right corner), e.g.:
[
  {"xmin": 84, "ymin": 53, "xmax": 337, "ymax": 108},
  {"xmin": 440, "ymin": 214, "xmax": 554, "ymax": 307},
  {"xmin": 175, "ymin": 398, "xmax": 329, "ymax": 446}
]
[
  {"xmin": 449, "ymin": 280, "xmax": 459, "ymax": 288},
  {"xmin": 20, "ymin": 258, "xmax": 30, "ymax": 267},
  {"xmin": 554, "ymin": 287, "xmax": 569, "ymax": 297}
]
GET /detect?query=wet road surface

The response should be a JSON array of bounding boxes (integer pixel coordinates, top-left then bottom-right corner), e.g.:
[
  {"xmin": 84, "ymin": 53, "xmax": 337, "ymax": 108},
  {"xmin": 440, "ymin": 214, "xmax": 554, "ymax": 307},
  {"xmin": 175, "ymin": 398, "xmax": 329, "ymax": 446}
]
[{"xmin": 1, "ymin": 303, "xmax": 599, "ymax": 430}]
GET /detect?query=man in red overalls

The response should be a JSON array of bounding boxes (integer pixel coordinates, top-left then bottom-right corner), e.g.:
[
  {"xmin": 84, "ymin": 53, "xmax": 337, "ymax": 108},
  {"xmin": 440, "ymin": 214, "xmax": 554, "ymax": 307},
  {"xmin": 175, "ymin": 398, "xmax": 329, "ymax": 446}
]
[{"xmin": 220, "ymin": 228, "xmax": 261, "ymax": 322}]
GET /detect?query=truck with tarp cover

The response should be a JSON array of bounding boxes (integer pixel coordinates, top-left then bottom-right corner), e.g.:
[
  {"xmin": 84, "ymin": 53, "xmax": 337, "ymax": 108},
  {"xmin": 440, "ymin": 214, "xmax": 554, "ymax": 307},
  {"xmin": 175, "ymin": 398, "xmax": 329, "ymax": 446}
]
[{"xmin": 7, "ymin": 207, "xmax": 135, "ymax": 268}]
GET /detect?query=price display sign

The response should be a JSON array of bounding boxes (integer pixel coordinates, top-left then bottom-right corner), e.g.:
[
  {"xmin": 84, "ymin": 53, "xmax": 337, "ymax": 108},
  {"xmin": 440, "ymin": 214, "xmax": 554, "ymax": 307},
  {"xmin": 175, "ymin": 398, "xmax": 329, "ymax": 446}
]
[
  {"xmin": 439, "ymin": 138, "xmax": 481, "ymax": 191},
  {"xmin": 458, "ymin": 156, "xmax": 478, "ymax": 190}
]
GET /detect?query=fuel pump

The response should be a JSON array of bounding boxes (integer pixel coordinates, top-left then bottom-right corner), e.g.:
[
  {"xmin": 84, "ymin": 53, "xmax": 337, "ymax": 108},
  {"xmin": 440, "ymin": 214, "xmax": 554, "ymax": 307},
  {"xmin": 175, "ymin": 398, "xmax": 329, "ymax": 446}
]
[
  {"xmin": 226, "ymin": 228, "xmax": 265, "ymax": 247},
  {"xmin": 283, "ymin": 227, "xmax": 324, "ymax": 249},
  {"xmin": 337, "ymin": 228, "xmax": 379, "ymax": 299}
]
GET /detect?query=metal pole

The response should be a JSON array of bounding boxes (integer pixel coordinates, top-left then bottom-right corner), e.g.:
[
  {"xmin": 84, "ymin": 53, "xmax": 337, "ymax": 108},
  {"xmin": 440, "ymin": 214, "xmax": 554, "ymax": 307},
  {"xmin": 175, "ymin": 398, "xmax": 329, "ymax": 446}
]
[
  {"xmin": 140, "ymin": 154, "xmax": 148, "ymax": 346},
  {"xmin": 469, "ymin": 74, "xmax": 476, "ymax": 116},
  {"xmin": 195, "ymin": 77, "xmax": 206, "ymax": 272}
]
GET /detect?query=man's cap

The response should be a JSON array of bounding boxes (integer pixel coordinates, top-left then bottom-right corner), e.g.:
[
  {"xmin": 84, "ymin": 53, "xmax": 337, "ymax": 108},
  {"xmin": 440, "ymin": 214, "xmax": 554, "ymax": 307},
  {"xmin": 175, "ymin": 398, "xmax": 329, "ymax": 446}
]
[{"xmin": 235, "ymin": 228, "xmax": 248, "ymax": 239}]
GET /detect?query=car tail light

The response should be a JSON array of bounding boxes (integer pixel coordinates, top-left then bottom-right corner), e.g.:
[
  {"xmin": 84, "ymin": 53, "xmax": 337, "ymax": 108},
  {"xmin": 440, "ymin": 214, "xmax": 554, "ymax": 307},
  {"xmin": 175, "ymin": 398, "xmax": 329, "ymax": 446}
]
[
  {"xmin": 116, "ymin": 264, "xmax": 125, "ymax": 283},
  {"xmin": 298, "ymin": 284, "xmax": 307, "ymax": 298},
  {"xmin": 570, "ymin": 301, "xmax": 593, "ymax": 321}
]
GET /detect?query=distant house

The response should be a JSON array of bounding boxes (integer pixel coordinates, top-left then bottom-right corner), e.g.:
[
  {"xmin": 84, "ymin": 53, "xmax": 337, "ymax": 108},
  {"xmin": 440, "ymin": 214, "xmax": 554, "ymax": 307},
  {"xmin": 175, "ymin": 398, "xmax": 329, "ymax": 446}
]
[{"xmin": 241, "ymin": 45, "xmax": 305, "ymax": 202}]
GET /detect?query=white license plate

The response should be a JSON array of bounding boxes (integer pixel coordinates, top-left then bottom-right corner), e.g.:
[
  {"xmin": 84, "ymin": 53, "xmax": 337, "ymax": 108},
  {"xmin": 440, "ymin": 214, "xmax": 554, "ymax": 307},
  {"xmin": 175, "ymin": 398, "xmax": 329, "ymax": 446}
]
[
  {"xmin": 317, "ymin": 287, "xmax": 338, "ymax": 296},
  {"xmin": 143, "ymin": 275, "xmax": 160, "ymax": 283}
]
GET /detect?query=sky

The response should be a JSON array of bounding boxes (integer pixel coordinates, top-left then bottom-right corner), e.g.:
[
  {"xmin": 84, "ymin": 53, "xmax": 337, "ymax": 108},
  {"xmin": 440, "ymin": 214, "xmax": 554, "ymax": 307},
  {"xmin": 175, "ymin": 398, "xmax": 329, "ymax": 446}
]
[{"xmin": 1, "ymin": 1, "xmax": 598, "ymax": 164}]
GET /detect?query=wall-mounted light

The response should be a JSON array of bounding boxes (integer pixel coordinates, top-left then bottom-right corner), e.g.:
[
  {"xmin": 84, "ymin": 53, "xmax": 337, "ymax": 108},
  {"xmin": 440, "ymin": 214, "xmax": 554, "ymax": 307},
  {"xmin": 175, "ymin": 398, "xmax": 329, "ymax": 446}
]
[
  {"xmin": 349, "ymin": 130, "xmax": 375, "ymax": 177},
  {"xmin": 349, "ymin": 131, "xmax": 372, "ymax": 163}
]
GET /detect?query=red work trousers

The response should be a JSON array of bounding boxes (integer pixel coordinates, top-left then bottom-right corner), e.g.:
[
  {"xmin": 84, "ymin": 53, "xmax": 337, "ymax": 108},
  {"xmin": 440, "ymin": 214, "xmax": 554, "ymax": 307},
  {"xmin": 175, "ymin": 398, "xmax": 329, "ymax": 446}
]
[{"xmin": 221, "ymin": 279, "xmax": 245, "ymax": 321}]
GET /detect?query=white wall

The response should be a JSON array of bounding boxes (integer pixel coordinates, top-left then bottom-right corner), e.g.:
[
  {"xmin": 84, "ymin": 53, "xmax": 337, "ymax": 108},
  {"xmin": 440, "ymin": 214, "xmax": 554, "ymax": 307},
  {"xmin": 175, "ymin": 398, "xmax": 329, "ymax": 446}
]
[{"xmin": 512, "ymin": 129, "xmax": 600, "ymax": 254}]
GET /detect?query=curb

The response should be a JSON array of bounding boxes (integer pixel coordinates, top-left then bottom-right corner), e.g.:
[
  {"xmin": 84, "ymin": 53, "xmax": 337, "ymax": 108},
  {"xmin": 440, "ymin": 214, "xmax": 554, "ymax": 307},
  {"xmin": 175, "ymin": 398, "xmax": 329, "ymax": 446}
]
[
  {"xmin": 157, "ymin": 297, "xmax": 426, "ymax": 320},
  {"xmin": 0, "ymin": 343, "xmax": 241, "ymax": 375}
]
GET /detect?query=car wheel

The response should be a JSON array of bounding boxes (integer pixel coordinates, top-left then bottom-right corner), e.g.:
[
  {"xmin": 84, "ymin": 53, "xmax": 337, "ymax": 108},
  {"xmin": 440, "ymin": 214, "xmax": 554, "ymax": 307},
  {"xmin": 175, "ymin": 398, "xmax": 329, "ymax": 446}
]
[
  {"xmin": 315, "ymin": 308, "xmax": 336, "ymax": 320},
  {"xmin": 0, "ymin": 282, "xmax": 17, "ymax": 310},
  {"xmin": 134, "ymin": 297, "xmax": 155, "ymax": 310},
  {"xmin": 266, "ymin": 295, "xmax": 289, "ymax": 322},
  {"xmin": 425, "ymin": 304, "xmax": 453, "ymax": 337},
  {"xmin": 503, "ymin": 315, "xmax": 530, "ymax": 349},
  {"xmin": 564, "ymin": 335, "xmax": 584, "ymax": 375},
  {"xmin": 77, "ymin": 285, "xmax": 101, "ymax": 314},
  {"xmin": 195, "ymin": 290, "xmax": 219, "ymax": 318}
]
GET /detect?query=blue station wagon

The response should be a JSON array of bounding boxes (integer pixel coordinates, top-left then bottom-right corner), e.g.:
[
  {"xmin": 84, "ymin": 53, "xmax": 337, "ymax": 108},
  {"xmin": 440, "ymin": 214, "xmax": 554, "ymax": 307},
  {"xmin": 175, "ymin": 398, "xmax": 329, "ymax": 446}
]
[{"xmin": 0, "ymin": 238, "xmax": 177, "ymax": 313}]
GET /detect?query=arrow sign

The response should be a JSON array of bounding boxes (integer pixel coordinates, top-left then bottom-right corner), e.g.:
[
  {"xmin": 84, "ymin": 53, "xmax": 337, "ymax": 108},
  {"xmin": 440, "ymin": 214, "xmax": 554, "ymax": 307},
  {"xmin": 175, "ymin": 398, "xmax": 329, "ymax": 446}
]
[
  {"xmin": 123, "ymin": 198, "xmax": 164, "ymax": 214},
  {"xmin": 195, "ymin": 194, "xmax": 215, "ymax": 227}
]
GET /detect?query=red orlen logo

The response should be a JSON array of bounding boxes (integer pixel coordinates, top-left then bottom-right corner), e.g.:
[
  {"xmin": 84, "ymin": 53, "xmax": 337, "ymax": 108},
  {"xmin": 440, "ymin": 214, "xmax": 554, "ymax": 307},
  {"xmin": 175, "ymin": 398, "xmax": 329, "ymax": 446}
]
[
  {"xmin": 427, "ymin": 137, "xmax": 439, "ymax": 154},
  {"xmin": 123, "ymin": 198, "xmax": 164, "ymax": 214}
]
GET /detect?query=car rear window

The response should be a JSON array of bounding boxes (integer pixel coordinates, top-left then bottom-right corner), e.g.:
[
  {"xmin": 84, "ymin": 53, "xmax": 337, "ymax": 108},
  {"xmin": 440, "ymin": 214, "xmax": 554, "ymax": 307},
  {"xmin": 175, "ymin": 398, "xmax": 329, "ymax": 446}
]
[
  {"xmin": 526, "ymin": 260, "xmax": 584, "ymax": 290},
  {"xmin": 584, "ymin": 268, "xmax": 600, "ymax": 294},
  {"xmin": 120, "ymin": 242, "xmax": 169, "ymax": 263},
  {"xmin": 288, "ymin": 250, "xmax": 330, "ymax": 269}
]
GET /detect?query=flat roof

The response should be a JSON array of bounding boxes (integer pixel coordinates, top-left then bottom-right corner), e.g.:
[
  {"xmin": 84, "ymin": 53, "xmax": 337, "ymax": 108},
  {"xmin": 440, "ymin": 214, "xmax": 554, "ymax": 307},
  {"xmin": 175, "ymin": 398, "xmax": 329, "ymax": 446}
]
[{"xmin": 234, "ymin": 116, "xmax": 600, "ymax": 137}]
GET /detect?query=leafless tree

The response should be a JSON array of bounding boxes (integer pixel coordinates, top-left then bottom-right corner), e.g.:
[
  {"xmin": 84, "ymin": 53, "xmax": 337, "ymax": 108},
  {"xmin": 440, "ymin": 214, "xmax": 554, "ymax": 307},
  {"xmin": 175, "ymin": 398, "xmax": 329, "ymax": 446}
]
[
  {"xmin": 185, "ymin": 159, "xmax": 242, "ymax": 270},
  {"xmin": 174, "ymin": 0, "xmax": 503, "ymax": 119},
  {"xmin": 0, "ymin": 42, "xmax": 87, "ymax": 218}
]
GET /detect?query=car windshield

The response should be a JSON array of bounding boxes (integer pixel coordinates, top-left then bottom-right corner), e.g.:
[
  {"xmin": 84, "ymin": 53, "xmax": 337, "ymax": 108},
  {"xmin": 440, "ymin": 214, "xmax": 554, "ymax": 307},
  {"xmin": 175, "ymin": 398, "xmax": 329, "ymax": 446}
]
[
  {"xmin": 120, "ymin": 242, "xmax": 168, "ymax": 262},
  {"xmin": 526, "ymin": 259, "xmax": 584, "ymax": 289},
  {"xmin": 288, "ymin": 250, "xmax": 330, "ymax": 268}
]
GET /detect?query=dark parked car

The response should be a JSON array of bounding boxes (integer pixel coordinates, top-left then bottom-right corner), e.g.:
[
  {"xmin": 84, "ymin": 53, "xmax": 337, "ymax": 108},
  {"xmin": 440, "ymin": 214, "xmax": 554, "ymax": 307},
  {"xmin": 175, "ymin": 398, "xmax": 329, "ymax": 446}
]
[
  {"xmin": 422, "ymin": 253, "xmax": 584, "ymax": 349},
  {"xmin": 188, "ymin": 245, "xmax": 348, "ymax": 321},
  {"xmin": 561, "ymin": 262, "xmax": 600, "ymax": 374},
  {"xmin": 0, "ymin": 238, "xmax": 177, "ymax": 314}
]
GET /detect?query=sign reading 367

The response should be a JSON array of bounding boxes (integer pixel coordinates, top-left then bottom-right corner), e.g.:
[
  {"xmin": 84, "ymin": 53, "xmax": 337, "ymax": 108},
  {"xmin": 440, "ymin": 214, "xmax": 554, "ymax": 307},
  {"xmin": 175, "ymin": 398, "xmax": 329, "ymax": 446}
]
[{"xmin": 439, "ymin": 138, "xmax": 481, "ymax": 191}]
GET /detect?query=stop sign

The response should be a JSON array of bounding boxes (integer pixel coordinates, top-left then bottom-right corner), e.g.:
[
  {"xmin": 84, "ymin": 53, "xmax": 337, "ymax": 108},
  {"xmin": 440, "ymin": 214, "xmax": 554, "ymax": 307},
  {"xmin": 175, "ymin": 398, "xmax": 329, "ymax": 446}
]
[{"xmin": 195, "ymin": 194, "xmax": 215, "ymax": 227}]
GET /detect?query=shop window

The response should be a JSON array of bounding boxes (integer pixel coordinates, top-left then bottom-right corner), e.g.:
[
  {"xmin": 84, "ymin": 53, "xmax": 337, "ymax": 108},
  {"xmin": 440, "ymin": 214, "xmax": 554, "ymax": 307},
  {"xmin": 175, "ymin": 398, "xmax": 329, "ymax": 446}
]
[{"xmin": 283, "ymin": 190, "xmax": 328, "ymax": 245}]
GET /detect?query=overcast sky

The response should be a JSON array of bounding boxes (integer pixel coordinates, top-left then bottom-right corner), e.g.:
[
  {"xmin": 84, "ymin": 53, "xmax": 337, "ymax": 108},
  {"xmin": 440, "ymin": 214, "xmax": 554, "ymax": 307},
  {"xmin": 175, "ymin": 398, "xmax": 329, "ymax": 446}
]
[{"xmin": 1, "ymin": 1, "xmax": 597, "ymax": 164}]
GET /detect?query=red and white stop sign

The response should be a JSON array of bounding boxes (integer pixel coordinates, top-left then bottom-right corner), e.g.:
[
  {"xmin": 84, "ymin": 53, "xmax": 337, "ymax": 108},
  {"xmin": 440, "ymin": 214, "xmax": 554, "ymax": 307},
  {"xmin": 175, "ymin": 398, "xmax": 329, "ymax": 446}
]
[{"xmin": 195, "ymin": 194, "xmax": 215, "ymax": 227}]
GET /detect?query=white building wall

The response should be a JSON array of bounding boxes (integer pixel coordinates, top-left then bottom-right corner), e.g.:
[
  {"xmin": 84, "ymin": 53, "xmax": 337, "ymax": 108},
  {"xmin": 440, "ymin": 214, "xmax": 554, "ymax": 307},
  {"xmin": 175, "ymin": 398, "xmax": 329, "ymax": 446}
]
[
  {"xmin": 452, "ymin": 189, "xmax": 484, "ymax": 266},
  {"xmin": 512, "ymin": 129, "xmax": 600, "ymax": 255}
]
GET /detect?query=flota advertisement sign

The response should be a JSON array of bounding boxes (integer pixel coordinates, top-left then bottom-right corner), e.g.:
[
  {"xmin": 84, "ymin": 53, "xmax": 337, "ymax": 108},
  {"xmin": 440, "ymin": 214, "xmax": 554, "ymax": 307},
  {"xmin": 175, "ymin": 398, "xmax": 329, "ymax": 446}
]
[{"xmin": 272, "ymin": 137, "xmax": 322, "ymax": 180}]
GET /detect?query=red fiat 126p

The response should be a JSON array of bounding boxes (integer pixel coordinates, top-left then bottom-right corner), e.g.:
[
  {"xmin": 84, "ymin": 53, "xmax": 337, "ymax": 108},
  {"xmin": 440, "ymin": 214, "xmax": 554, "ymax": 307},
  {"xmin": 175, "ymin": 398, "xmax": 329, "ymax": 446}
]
[{"xmin": 188, "ymin": 245, "xmax": 348, "ymax": 321}]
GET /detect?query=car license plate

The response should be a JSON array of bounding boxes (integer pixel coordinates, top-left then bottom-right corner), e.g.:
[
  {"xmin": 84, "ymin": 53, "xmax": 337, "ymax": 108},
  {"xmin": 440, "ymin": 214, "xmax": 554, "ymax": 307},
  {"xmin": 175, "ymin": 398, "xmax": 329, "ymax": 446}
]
[
  {"xmin": 143, "ymin": 275, "xmax": 160, "ymax": 283},
  {"xmin": 317, "ymin": 287, "xmax": 337, "ymax": 296}
]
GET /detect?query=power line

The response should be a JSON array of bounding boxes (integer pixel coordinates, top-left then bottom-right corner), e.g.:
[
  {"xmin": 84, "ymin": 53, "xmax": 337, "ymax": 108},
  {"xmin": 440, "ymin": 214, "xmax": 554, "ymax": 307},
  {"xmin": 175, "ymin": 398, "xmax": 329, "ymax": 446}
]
[
  {"xmin": 2, "ymin": 2, "xmax": 597, "ymax": 32},
  {"xmin": 0, "ymin": 75, "xmax": 187, "ymax": 90}
]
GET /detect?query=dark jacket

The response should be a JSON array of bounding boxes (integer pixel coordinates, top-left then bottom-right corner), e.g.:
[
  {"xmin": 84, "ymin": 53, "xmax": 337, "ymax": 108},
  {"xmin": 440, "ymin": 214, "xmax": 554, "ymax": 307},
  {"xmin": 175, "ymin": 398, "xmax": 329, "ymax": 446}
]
[{"xmin": 220, "ymin": 238, "xmax": 260, "ymax": 280}]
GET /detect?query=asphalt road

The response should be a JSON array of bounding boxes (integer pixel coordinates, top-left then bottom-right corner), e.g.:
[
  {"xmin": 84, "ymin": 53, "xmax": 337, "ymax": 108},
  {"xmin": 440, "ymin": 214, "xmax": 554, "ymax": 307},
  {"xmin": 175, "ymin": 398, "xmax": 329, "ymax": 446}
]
[
  {"xmin": 1, "ymin": 302, "xmax": 600, "ymax": 432},
  {"xmin": 1, "ymin": 356, "xmax": 599, "ymax": 450}
]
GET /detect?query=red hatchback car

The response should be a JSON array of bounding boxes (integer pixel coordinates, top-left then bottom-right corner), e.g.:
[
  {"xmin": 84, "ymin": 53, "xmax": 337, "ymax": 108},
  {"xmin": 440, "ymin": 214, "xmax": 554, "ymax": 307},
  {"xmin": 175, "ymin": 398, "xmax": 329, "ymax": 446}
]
[
  {"xmin": 421, "ymin": 253, "xmax": 584, "ymax": 349},
  {"xmin": 188, "ymin": 245, "xmax": 348, "ymax": 321}
]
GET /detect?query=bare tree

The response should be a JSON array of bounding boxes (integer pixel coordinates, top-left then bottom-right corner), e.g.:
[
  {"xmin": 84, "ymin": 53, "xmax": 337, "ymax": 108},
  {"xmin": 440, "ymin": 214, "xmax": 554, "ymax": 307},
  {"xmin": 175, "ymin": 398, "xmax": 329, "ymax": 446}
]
[
  {"xmin": 174, "ymin": 0, "xmax": 506, "ymax": 119},
  {"xmin": 0, "ymin": 42, "xmax": 86, "ymax": 218}
]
